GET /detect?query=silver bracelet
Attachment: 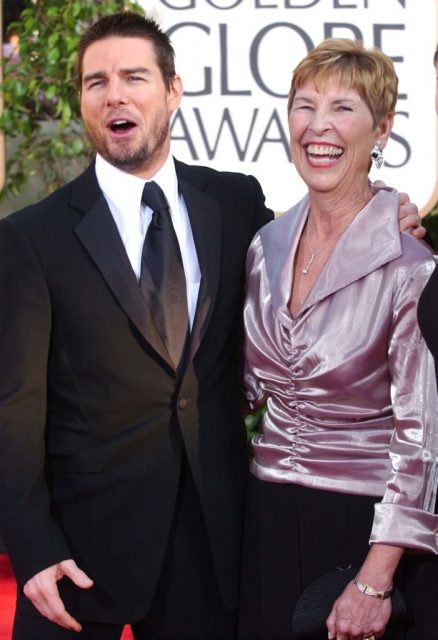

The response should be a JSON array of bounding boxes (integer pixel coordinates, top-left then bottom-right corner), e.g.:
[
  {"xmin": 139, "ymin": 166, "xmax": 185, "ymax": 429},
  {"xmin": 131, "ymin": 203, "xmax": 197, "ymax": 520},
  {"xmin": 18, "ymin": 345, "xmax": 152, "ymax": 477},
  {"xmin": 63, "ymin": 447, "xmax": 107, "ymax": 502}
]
[{"xmin": 353, "ymin": 575, "xmax": 392, "ymax": 600}]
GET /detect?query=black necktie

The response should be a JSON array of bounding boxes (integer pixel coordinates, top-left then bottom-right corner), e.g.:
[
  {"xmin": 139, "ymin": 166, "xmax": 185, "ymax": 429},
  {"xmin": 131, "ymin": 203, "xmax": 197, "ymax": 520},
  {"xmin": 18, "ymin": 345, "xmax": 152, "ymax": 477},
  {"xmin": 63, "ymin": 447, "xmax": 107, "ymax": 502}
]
[{"xmin": 140, "ymin": 181, "xmax": 189, "ymax": 368}]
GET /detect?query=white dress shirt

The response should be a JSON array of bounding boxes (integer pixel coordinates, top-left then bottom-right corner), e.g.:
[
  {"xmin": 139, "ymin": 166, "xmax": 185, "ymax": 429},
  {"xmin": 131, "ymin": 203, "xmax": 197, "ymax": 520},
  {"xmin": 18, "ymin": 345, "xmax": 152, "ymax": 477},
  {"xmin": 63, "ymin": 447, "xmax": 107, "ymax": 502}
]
[{"xmin": 95, "ymin": 153, "xmax": 200, "ymax": 328}]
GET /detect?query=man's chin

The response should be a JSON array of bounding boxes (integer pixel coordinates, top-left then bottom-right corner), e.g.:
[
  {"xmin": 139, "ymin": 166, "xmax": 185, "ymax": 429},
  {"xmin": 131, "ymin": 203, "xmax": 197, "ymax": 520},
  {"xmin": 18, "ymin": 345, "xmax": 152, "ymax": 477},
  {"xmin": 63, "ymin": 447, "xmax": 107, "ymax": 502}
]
[{"xmin": 101, "ymin": 146, "xmax": 150, "ymax": 173}]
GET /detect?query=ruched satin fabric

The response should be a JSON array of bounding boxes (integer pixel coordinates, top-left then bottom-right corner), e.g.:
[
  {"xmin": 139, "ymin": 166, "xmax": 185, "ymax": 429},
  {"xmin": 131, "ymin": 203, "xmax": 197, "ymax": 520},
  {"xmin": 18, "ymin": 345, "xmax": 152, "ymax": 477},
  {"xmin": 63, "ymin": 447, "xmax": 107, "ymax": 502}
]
[{"xmin": 244, "ymin": 189, "xmax": 438, "ymax": 553}]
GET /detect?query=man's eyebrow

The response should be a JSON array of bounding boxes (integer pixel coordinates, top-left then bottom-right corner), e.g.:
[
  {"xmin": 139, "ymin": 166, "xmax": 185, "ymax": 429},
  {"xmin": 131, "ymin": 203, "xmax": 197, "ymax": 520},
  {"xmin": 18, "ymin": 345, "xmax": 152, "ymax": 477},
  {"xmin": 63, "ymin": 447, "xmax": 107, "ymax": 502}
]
[
  {"xmin": 82, "ymin": 67, "xmax": 151, "ymax": 83},
  {"xmin": 119, "ymin": 66, "xmax": 152, "ymax": 76},
  {"xmin": 82, "ymin": 71, "xmax": 107, "ymax": 83}
]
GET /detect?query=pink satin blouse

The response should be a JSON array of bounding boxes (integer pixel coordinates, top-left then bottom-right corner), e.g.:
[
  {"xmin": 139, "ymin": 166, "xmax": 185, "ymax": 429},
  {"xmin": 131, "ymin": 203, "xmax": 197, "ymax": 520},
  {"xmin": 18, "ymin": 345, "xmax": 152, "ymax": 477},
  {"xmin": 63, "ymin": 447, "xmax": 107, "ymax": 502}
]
[{"xmin": 244, "ymin": 190, "xmax": 438, "ymax": 553}]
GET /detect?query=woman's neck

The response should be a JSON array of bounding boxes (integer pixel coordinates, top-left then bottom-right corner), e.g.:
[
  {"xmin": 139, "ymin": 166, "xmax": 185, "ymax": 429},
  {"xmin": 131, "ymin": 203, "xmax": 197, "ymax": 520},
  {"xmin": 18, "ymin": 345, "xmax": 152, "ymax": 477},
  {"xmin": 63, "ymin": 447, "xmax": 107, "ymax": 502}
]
[{"xmin": 308, "ymin": 182, "xmax": 373, "ymax": 239}]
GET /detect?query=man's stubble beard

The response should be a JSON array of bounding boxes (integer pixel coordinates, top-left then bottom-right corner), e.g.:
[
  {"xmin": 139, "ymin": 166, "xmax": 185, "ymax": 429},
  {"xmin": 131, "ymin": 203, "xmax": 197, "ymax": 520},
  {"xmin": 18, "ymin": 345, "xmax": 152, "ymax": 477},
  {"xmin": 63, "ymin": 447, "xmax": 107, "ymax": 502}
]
[{"xmin": 87, "ymin": 114, "xmax": 170, "ymax": 174}]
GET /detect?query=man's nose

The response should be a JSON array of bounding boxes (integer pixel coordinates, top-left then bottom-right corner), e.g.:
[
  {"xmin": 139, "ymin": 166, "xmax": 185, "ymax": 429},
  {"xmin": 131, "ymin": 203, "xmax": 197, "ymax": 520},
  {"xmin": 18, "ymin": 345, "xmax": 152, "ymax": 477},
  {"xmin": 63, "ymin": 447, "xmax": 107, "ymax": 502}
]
[{"xmin": 105, "ymin": 79, "xmax": 128, "ymax": 106}]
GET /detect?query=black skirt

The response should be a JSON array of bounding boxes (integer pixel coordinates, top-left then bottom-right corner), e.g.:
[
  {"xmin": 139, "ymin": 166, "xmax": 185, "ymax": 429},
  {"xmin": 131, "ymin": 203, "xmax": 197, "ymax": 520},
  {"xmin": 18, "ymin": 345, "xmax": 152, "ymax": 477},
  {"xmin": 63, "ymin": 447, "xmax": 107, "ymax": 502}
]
[{"xmin": 238, "ymin": 475, "xmax": 438, "ymax": 640}]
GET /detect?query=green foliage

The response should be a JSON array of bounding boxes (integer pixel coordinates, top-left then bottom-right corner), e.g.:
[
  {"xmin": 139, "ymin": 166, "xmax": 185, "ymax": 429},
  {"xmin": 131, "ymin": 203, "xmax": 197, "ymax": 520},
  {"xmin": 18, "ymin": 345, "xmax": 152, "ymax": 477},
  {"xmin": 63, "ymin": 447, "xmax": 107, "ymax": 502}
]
[
  {"xmin": 0, "ymin": 0, "xmax": 143, "ymax": 198},
  {"xmin": 244, "ymin": 405, "xmax": 267, "ymax": 449}
]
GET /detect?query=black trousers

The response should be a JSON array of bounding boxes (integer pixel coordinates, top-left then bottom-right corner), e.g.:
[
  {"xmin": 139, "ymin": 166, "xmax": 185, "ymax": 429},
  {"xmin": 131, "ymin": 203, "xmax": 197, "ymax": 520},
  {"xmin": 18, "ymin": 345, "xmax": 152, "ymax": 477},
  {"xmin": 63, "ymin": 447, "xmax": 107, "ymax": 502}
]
[
  {"xmin": 238, "ymin": 475, "xmax": 438, "ymax": 640},
  {"xmin": 13, "ymin": 461, "xmax": 237, "ymax": 640}
]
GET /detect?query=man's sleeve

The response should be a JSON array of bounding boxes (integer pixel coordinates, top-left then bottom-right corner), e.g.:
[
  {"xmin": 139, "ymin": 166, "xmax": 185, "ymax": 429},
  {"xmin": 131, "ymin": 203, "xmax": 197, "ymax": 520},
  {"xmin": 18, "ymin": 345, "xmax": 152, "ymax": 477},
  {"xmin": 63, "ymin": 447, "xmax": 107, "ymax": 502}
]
[
  {"xmin": 248, "ymin": 175, "xmax": 274, "ymax": 236},
  {"xmin": 0, "ymin": 217, "xmax": 71, "ymax": 586}
]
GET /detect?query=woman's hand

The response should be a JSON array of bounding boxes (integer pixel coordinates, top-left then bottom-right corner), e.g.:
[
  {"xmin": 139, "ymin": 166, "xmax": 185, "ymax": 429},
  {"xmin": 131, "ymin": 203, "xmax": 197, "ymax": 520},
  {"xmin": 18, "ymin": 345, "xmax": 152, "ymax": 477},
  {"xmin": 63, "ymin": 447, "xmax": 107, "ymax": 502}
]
[
  {"xmin": 326, "ymin": 543, "xmax": 404, "ymax": 640},
  {"xmin": 326, "ymin": 579, "xmax": 391, "ymax": 640}
]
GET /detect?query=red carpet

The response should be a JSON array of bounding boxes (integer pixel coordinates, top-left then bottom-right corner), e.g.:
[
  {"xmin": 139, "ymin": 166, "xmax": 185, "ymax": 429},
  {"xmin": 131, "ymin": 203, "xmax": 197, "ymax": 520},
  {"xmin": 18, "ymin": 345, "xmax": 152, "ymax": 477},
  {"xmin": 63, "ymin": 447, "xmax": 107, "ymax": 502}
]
[
  {"xmin": 0, "ymin": 554, "xmax": 133, "ymax": 639},
  {"xmin": 0, "ymin": 554, "xmax": 15, "ymax": 640}
]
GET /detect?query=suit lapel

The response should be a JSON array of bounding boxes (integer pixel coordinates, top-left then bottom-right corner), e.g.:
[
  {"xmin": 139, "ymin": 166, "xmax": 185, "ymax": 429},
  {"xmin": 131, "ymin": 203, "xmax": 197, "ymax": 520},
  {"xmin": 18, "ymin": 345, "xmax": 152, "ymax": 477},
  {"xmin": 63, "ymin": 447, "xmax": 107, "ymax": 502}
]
[
  {"xmin": 176, "ymin": 164, "xmax": 221, "ymax": 363},
  {"xmin": 71, "ymin": 166, "xmax": 174, "ymax": 370},
  {"xmin": 71, "ymin": 161, "xmax": 222, "ymax": 370}
]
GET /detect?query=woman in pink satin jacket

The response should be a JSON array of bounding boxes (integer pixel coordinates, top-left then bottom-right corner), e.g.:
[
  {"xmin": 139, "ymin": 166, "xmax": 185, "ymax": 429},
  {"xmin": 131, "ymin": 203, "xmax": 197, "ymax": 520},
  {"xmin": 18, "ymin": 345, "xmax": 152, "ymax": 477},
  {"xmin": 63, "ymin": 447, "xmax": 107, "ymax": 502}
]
[{"xmin": 239, "ymin": 38, "xmax": 438, "ymax": 640}]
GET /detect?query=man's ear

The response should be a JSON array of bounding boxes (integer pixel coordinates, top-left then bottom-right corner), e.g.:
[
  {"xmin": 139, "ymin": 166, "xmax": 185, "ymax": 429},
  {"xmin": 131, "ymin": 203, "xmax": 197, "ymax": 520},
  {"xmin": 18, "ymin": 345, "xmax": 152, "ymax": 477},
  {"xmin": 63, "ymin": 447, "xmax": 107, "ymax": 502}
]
[{"xmin": 167, "ymin": 74, "xmax": 183, "ymax": 114}]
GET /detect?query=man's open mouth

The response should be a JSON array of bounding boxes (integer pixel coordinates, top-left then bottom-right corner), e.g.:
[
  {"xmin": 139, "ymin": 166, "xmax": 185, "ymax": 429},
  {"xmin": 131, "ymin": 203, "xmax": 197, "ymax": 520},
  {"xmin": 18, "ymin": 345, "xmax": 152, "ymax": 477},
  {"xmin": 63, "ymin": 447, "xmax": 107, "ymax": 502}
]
[{"xmin": 108, "ymin": 119, "xmax": 137, "ymax": 133}]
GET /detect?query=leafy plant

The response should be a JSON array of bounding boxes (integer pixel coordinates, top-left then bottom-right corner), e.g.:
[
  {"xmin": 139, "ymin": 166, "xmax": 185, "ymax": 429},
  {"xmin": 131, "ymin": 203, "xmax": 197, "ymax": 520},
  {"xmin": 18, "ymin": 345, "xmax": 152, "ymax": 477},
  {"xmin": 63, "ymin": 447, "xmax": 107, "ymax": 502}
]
[
  {"xmin": 0, "ymin": 0, "xmax": 143, "ymax": 198},
  {"xmin": 244, "ymin": 405, "xmax": 267, "ymax": 453}
]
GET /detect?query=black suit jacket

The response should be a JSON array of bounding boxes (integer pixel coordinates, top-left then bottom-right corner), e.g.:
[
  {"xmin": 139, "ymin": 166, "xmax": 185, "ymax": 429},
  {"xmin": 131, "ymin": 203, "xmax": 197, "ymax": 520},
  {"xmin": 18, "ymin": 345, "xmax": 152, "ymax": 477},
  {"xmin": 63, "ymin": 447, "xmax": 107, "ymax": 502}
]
[{"xmin": 0, "ymin": 159, "xmax": 273, "ymax": 622}]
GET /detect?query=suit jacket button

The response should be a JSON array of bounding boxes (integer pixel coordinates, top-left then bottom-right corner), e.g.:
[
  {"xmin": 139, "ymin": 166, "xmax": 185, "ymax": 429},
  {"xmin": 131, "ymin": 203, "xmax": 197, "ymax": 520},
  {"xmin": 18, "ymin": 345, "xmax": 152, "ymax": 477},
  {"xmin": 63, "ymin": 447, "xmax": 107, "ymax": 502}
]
[{"xmin": 178, "ymin": 398, "xmax": 189, "ymax": 410}]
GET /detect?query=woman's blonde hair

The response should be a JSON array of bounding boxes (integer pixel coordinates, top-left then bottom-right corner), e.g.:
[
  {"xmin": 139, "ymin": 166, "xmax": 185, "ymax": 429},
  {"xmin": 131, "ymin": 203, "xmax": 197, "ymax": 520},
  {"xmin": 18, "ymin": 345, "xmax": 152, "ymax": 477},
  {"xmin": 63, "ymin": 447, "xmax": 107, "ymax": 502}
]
[{"xmin": 287, "ymin": 38, "xmax": 398, "ymax": 126}]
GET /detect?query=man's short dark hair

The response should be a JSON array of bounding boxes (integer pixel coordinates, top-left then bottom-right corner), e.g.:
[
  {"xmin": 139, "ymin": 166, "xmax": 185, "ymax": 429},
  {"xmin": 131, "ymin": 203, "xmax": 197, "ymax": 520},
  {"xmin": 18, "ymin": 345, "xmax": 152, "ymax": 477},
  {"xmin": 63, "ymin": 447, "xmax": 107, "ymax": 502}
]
[{"xmin": 77, "ymin": 11, "xmax": 176, "ymax": 90}]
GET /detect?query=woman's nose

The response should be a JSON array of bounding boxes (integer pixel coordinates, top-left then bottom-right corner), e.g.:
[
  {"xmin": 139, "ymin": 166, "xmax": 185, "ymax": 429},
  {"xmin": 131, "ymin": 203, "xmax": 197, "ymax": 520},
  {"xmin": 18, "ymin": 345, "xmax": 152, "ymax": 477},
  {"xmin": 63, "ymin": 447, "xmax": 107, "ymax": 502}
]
[{"xmin": 308, "ymin": 109, "xmax": 331, "ymax": 134}]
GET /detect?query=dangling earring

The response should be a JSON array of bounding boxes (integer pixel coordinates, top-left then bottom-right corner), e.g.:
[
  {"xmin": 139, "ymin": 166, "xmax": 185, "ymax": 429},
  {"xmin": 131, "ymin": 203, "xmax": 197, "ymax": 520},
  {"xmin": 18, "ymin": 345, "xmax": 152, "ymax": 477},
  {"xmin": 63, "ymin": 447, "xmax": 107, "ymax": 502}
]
[{"xmin": 371, "ymin": 142, "xmax": 383, "ymax": 169}]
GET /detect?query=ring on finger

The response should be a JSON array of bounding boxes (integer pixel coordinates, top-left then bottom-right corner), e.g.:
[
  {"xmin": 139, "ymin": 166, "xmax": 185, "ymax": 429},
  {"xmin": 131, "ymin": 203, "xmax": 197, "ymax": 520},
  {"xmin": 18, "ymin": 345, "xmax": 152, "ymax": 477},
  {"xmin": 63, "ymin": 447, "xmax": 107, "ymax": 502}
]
[{"xmin": 362, "ymin": 634, "xmax": 376, "ymax": 640}]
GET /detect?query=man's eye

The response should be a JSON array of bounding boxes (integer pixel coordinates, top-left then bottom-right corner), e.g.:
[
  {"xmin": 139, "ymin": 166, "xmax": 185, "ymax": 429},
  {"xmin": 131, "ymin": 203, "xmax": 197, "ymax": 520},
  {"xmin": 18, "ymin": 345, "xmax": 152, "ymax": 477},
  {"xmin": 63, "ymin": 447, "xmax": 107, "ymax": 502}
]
[{"xmin": 88, "ymin": 80, "xmax": 104, "ymax": 89}]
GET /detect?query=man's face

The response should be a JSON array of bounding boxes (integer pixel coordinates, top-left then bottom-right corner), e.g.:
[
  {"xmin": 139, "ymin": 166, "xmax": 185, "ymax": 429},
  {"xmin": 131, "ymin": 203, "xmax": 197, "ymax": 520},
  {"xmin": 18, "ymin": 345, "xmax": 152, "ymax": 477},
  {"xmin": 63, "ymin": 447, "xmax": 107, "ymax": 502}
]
[{"xmin": 80, "ymin": 36, "xmax": 182, "ymax": 178}]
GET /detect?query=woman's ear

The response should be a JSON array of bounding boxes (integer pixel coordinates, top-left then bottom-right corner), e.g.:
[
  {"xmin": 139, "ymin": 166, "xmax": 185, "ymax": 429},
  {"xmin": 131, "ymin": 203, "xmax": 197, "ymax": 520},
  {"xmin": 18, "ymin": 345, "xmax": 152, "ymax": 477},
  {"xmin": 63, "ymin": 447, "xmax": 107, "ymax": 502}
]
[{"xmin": 377, "ymin": 112, "xmax": 394, "ymax": 149}]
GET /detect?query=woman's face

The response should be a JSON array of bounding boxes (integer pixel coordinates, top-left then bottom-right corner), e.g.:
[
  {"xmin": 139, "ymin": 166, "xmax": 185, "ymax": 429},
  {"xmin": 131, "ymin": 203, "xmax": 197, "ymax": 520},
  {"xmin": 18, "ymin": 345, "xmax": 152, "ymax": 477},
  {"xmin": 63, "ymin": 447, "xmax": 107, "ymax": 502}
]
[{"xmin": 289, "ymin": 72, "xmax": 392, "ymax": 198}]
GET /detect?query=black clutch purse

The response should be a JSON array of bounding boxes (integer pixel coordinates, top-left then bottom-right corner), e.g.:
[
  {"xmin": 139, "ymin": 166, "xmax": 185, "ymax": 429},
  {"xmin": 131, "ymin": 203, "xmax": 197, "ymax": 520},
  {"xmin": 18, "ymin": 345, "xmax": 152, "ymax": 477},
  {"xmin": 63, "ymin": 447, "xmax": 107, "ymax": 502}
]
[{"xmin": 292, "ymin": 565, "xmax": 410, "ymax": 640}]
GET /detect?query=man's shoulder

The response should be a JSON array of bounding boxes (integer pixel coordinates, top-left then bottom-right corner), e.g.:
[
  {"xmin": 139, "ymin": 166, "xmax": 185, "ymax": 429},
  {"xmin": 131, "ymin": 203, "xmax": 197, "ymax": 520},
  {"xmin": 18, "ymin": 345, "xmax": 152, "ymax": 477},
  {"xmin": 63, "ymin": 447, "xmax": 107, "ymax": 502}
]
[
  {"xmin": 174, "ymin": 158, "xmax": 262, "ymax": 191},
  {"xmin": 3, "ymin": 164, "xmax": 97, "ymax": 228},
  {"xmin": 7, "ymin": 184, "xmax": 71, "ymax": 220}
]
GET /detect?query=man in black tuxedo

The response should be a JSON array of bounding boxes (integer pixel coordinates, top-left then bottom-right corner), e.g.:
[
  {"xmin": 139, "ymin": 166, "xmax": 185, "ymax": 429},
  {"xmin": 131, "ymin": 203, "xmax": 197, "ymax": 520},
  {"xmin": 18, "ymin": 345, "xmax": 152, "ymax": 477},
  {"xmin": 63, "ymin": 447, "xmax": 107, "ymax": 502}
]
[
  {"xmin": 0, "ymin": 12, "xmax": 273, "ymax": 639},
  {"xmin": 0, "ymin": 11, "xmax": 424, "ymax": 640}
]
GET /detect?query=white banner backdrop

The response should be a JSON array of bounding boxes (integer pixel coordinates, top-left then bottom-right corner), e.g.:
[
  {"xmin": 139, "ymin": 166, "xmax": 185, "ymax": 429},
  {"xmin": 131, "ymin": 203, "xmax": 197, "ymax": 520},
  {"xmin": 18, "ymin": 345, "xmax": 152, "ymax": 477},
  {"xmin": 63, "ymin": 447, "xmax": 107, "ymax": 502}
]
[{"xmin": 141, "ymin": 0, "xmax": 438, "ymax": 215}]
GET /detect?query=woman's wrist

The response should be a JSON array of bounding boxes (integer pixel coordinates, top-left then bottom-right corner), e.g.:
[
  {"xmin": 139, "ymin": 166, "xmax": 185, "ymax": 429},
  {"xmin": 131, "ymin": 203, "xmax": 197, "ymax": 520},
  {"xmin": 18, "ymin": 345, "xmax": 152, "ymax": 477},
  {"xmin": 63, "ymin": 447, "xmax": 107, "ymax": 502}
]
[
  {"xmin": 356, "ymin": 542, "xmax": 404, "ymax": 592},
  {"xmin": 353, "ymin": 574, "xmax": 393, "ymax": 599}
]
